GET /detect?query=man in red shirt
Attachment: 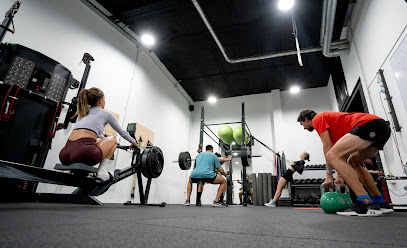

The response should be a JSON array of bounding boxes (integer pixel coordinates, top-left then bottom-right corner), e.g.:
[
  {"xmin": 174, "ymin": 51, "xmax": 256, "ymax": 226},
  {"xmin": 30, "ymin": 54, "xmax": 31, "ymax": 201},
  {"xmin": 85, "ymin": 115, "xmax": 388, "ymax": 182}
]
[{"xmin": 297, "ymin": 110, "xmax": 392, "ymax": 215}]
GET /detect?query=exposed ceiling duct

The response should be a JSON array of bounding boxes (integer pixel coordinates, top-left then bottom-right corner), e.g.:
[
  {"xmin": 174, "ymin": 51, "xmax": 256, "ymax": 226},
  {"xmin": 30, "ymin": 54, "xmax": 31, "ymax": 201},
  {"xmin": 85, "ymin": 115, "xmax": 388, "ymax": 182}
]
[
  {"xmin": 191, "ymin": 0, "xmax": 351, "ymax": 63},
  {"xmin": 320, "ymin": 0, "xmax": 355, "ymax": 57}
]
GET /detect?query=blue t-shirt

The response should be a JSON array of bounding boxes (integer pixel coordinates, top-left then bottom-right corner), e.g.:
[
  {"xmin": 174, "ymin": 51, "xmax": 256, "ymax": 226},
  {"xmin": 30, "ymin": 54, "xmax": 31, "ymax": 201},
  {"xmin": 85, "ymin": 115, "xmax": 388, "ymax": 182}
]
[{"xmin": 190, "ymin": 152, "xmax": 221, "ymax": 179}]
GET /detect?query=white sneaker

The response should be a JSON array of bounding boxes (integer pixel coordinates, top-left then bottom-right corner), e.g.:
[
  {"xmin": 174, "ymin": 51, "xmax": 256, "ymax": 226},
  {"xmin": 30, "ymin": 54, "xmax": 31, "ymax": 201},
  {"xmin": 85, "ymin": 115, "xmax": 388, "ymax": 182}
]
[
  {"xmin": 264, "ymin": 201, "xmax": 277, "ymax": 207},
  {"xmin": 184, "ymin": 200, "xmax": 190, "ymax": 206},
  {"xmin": 336, "ymin": 209, "xmax": 383, "ymax": 217}
]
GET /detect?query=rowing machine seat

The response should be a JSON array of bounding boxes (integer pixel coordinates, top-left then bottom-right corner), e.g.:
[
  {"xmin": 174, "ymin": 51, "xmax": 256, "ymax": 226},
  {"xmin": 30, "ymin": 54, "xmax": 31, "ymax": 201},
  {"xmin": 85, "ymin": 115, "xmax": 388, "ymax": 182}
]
[{"xmin": 54, "ymin": 163, "xmax": 98, "ymax": 174}]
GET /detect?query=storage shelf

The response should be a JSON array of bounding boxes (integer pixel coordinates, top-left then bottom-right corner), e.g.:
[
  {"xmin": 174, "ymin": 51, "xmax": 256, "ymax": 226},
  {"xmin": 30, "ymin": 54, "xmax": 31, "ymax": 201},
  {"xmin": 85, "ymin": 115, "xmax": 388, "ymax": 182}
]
[{"xmin": 291, "ymin": 184, "xmax": 321, "ymax": 188}]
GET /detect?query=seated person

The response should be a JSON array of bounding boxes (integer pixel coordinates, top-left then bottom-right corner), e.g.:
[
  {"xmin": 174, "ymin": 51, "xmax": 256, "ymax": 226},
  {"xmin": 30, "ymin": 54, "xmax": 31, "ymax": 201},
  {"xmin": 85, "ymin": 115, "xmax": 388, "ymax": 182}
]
[
  {"xmin": 184, "ymin": 145, "xmax": 229, "ymax": 207},
  {"xmin": 59, "ymin": 87, "xmax": 138, "ymax": 181},
  {"xmin": 185, "ymin": 151, "xmax": 231, "ymax": 206},
  {"xmin": 237, "ymin": 175, "xmax": 253, "ymax": 205},
  {"xmin": 265, "ymin": 152, "xmax": 310, "ymax": 207}
]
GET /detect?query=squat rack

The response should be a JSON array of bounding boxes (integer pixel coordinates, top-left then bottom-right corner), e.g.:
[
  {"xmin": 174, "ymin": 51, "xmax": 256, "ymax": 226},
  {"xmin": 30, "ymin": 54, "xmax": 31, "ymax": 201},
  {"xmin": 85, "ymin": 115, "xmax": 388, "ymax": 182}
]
[
  {"xmin": 198, "ymin": 102, "xmax": 255, "ymax": 206},
  {"xmin": 198, "ymin": 102, "xmax": 287, "ymax": 206}
]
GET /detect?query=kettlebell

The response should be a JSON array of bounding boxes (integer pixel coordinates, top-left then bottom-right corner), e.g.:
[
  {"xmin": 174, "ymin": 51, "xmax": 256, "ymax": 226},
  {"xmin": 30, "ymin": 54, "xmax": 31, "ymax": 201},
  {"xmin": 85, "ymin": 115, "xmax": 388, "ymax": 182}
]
[
  {"xmin": 320, "ymin": 184, "xmax": 347, "ymax": 213},
  {"xmin": 340, "ymin": 185, "xmax": 352, "ymax": 208}
]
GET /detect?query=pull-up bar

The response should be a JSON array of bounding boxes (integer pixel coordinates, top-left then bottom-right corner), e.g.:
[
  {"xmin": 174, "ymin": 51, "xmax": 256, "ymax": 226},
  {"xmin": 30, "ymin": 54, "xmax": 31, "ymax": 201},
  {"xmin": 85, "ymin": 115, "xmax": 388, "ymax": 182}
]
[{"xmin": 205, "ymin": 121, "xmax": 242, "ymax": 126}]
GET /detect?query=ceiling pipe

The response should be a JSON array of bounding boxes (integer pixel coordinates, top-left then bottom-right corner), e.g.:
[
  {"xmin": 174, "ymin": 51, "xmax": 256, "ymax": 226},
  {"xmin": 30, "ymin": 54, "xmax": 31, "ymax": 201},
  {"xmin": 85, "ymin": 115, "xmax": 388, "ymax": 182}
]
[
  {"xmin": 80, "ymin": 0, "xmax": 194, "ymax": 104},
  {"xmin": 321, "ymin": 0, "xmax": 351, "ymax": 57},
  {"xmin": 191, "ymin": 0, "xmax": 349, "ymax": 64}
]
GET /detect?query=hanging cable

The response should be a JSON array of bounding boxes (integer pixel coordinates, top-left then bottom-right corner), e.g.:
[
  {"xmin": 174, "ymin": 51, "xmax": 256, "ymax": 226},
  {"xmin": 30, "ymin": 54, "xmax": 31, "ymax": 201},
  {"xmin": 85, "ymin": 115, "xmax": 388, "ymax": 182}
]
[{"xmin": 291, "ymin": 10, "xmax": 303, "ymax": 66}]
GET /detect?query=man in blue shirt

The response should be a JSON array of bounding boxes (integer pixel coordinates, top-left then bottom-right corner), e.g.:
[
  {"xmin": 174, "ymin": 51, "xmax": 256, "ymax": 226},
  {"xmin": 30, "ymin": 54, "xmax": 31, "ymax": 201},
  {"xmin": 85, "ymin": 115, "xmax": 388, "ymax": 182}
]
[{"xmin": 185, "ymin": 145, "xmax": 229, "ymax": 207}]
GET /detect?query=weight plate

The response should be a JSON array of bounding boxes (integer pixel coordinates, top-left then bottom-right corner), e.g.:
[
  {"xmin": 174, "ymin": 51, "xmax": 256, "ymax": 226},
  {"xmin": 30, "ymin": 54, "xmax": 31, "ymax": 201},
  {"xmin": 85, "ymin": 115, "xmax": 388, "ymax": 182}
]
[
  {"xmin": 141, "ymin": 146, "xmax": 164, "ymax": 178},
  {"xmin": 241, "ymin": 148, "xmax": 249, "ymax": 167},
  {"xmin": 179, "ymin": 151, "xmax": 191, "ymax": 170}
]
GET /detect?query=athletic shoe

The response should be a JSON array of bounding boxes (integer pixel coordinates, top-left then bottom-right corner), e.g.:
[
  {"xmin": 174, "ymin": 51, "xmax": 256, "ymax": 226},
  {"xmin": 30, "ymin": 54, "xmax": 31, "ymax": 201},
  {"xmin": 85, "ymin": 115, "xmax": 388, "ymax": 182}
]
[
  {"xmin": 351, "ymin": 200, "xmax": 369, "ymax": 214},
  {"xmin": 213, "ymin": 201, "xmax": 225, "ymax": 207},
  {"xmin": 184, "ymin": 200, "xmax": 190, "ymax": 206},
  {"xmin": 337, "ymin": 207, "xmax": 383, "ymax": 217},
  {"xmin": 95, "ymin": 172, "xmax": 112, "ymax": 183},
  {"xmin": 370, "ymin": 202, "xmax": 394, "ymax": 214},
  {"xmin": 196, "ymin": 202, "xmax": 202, "ymax": 206},
  {"xmin": 264, "ymin": 201, "xmax": 277, "ymax": 207}
]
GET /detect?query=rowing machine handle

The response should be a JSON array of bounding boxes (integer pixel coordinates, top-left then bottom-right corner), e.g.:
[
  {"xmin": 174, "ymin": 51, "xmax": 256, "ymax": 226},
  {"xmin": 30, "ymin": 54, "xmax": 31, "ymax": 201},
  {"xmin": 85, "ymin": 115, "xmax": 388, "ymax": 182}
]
[{"xmin": 117, "ymin": 145, "xmax": 130, "ymax": 150}]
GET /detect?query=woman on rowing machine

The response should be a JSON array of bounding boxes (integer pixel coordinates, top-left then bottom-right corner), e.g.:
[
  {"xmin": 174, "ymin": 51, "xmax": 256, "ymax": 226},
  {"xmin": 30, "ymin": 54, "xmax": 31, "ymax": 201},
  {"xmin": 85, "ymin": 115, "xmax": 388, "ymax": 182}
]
[
  {"xmin": 264, "ymin": 152, "xmax": 310, "ymax": 207},
  {"xmin": 59, "ymin": 87, "xmax": 138, "ymax": 179}
]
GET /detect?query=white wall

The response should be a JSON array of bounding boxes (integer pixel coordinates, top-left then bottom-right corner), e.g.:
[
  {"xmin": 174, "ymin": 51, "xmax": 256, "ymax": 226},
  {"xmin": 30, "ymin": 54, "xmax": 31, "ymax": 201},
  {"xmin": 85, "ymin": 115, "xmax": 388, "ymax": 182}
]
[
  {"xmin": 0, "ymin": 0, "xmax": 191, "ymax": 204},
  {"xmin": 188, "ymin": 87, "xmax": 336, "ymax": 204},
  {"xmin": 327, "ymin": 76, "xmax": 339, "ymax": 111},
  {"xmin": 341, "ymin": 0, "xmax": 407, "ymax": 205}
]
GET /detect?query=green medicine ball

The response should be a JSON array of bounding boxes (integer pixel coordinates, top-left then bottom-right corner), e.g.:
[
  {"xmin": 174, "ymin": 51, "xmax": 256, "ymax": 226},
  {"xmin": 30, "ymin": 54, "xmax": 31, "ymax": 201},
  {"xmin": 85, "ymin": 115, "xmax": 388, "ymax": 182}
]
[
  {"xmin": 218, "ymin": 125, "xmax": 234, "ymax": 144},
  {"xmin": 233, "ymin": 127, "xmax": 250, "ymax": 145}
]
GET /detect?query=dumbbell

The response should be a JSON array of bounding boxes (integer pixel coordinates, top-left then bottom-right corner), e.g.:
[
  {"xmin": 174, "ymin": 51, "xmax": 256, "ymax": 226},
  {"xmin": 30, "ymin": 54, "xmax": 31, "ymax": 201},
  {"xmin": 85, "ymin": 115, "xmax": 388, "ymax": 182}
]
[
  {"xmin": 317, "ymin": 178, "xmax": 324, "ymax": 184},
  {"xmin": 299, "ymin": 196, "xmax": 307, "ymax": 204},
  {"xmin": 322, "ymin": 164, "xmax": 326, "ymax": 168},
  {"xmin": 305, "ymin": 179, "xmax": 312, "ymax": 184},
  {"xmin": 299, "ymin": 179, "xmax": 306, "ymax": 184},
  {"xmin": 306, "ymin": 195, "xmax": 315, "ymax": 204},
  {"xmin": 311, "ymin": 178, "xmax": 318, "ymax": 184},
  {"xmin": 293, "ymin": 195, "xmax": 300, "ymax": 204},
  {"xmin": 315, "ymin": 195, "xmax": 321, "ymax": 204},
  {"xmin": 293, "ymin": 179, "xmax": 300, "ymax": 184}
]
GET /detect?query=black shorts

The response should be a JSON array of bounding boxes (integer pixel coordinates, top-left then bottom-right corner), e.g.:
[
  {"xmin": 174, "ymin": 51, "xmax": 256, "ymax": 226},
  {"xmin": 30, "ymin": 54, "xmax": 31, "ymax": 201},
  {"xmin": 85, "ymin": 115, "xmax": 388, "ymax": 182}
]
[
  {"xmin": 348, "ymin": 119, "xmax": 391, "ymax": 150},
  {"xmin": 191, "ymin": 177, "xmax": 216, "ymax": 183},
  {"xmin": 282, "ymin": 169, "xmax": 294, "ymax": 183}
]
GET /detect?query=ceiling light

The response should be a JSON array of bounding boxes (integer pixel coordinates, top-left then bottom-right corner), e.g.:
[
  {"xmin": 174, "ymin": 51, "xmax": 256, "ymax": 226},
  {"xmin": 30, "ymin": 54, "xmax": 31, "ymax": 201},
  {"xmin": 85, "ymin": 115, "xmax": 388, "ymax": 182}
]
[
  {"xmin": 290, "ymin": 86, "xmax": 300, "ymax": 94},
  {"xmin": 141, "ymin": 34, "xmax": 155, "ymax": 46},
  {"xmin": 278, "ymin": 0, "xmax": 294, "ymax": 11},
  {"xmin": 232, "ymin": 142, "xmax": 236, "ymax": 145},
  {"xmin": 235, "ymin": 162, "xmax": 239, "ymax": 164},
  {"xmin": 208, "ymin": 96, "xmax": 217, "ymax": 103},
  {"xmin": 233, "ymin": 152, "xmax": 238, "ymax": 156}
]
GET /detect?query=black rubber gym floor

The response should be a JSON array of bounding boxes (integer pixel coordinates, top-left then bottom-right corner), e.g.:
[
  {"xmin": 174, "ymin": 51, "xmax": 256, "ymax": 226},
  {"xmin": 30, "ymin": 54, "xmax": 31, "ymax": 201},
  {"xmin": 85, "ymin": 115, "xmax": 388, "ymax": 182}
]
[{"xmin": 0, "ymin": 203, "xmax": 406, "ymax": 248}]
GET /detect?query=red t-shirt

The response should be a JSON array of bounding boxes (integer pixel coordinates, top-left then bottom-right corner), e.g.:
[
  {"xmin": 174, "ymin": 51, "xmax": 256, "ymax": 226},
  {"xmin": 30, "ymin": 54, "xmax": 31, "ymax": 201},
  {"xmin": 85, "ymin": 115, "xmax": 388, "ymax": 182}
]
[{"xmin": 312, "ymin": 112, "xmax": 382, "ymax": 145}]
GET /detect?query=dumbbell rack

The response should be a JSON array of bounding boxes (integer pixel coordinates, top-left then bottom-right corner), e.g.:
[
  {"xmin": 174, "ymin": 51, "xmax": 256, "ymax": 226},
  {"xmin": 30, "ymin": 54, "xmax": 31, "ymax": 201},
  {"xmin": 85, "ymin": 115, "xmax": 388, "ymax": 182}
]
[{"xmin": 291, "ymin": 164, "xmax": 326, "ymax": 207}]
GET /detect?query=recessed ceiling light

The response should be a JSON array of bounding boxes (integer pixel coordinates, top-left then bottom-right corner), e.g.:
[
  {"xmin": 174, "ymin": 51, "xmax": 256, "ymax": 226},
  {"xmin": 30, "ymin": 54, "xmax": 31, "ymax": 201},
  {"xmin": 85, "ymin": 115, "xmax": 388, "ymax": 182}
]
[
  {"xmin": 278, "ymin": 0, "xmax": 294, "ymax": 11},
  {"xmin": 290, "ymin": 86, "xmax": 300, "ymax": 94},
  {"xmin": 235, "ymin": 162, "xmax": 239, "ymax": 164},
  {"xmin": 232, "ymin": 142, "xmax": 236, "ymax": 145},
  {"xmin": 141, "ymin": 34, "xmax": 155, "ymax": 46},
  {"xmin": 208, "ymin": 96, "xmax": 217, "ymax": 103},
  {"xmin": 233, "ymin": 152, "xmax": 238, "ymax": 156}
]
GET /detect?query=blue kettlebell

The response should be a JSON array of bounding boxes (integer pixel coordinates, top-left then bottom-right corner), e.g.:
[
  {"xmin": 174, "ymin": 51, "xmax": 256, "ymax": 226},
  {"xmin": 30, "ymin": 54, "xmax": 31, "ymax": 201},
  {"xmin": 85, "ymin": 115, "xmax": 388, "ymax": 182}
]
[{"xmin": 320, "ymin": 184, "xmax": 347, "ymax": 213}]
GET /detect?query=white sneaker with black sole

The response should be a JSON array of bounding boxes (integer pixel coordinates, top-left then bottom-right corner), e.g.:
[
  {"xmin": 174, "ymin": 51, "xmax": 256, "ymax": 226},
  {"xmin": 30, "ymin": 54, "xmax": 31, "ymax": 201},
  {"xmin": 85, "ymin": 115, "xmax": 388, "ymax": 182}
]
[{"xmin": 184, "ymin": 200, "xmax": 190, "ymax": 206}]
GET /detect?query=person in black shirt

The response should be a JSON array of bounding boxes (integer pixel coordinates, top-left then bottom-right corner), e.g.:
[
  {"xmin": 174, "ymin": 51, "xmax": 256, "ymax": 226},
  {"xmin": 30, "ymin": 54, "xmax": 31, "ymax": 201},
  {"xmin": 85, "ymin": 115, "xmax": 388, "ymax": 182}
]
[{"xmin": 265, "ymin": 152, "xmax": 310, "ymax": 207}]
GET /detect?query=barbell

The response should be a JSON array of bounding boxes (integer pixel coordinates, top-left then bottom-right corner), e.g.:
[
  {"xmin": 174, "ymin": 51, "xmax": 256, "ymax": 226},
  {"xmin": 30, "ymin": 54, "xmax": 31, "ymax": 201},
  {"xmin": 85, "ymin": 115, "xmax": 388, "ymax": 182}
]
[{"xmin": 173, "ymin": 151, "xmax": 261, "ymax": 170}]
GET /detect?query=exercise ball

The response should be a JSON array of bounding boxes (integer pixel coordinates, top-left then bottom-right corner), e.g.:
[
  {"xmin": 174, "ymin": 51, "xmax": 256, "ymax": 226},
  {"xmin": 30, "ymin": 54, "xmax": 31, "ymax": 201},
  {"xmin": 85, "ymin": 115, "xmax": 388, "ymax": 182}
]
[
  {"xmin": 320, "ymin": 184, "xmax": 347, "ymax": 213},
  {"xmin": 233, "ymin": 127, "xmax": 250, "ymax": 145},
  {"xmin": 218, "ymin": 125, "xmax": 234, "ymax": 144}
]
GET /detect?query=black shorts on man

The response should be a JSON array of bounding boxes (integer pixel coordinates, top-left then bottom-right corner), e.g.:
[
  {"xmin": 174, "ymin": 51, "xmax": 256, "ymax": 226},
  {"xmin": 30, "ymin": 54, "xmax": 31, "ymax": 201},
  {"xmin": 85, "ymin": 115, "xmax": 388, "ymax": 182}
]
[
  {"xmin": 348, "ymin": 119, "xmax": 391, "ymax": 150},
  {"xmin": 191, "ymin": 177, "xmax": 216, "ymax": 184}
]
